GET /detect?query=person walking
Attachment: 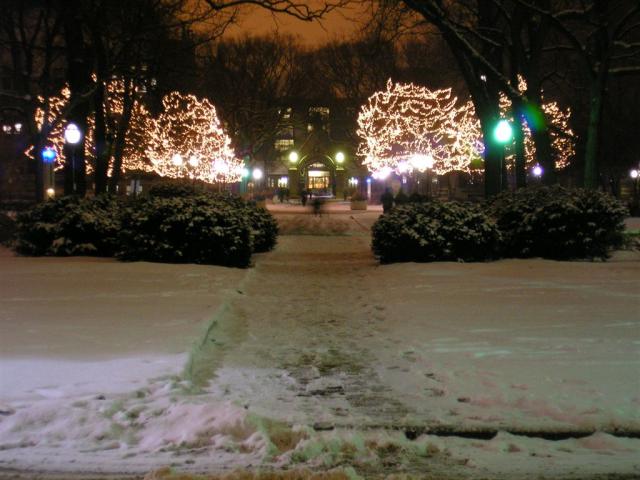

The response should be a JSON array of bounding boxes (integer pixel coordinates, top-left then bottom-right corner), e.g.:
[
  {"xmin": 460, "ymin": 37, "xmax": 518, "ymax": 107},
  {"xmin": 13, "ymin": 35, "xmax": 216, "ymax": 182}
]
[{"xmin": 381, "ymin": 187, "xmax": 394, "ymax": 213}]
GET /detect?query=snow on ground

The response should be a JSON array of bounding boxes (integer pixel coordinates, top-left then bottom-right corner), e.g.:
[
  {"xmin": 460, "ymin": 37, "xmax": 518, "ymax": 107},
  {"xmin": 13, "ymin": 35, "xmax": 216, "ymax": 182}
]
[{"xmin": 0, "ymin": 209, "xmax": 639, "ymax": 478}]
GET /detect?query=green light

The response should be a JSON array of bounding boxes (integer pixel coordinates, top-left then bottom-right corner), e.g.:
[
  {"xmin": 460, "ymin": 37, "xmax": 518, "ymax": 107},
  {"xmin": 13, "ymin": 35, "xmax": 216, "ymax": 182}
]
[{"xmin": 494, "ymin": 120, "xmax": 513, "ymax": 144}]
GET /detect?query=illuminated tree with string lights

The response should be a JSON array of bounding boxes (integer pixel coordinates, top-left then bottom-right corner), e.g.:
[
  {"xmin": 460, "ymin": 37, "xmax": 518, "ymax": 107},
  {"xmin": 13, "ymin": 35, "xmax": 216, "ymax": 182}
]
[
  {"xmin": 356, "ymin": 80, "xmax": 482, "ymax": 178},
  {"xmin": 146, "ymin": 92, "xmax": 243, "ymax": 184},
  {"xmin": 29, "ymin": 78, "xmax": 154, "ymax": 175},
  {"xmin": 498, "ymin": 78, "xmax": 575, "ymax": 170},
  {"xmin": 357, "ymin": 79, "xmax": 574, "ymax": 178}
]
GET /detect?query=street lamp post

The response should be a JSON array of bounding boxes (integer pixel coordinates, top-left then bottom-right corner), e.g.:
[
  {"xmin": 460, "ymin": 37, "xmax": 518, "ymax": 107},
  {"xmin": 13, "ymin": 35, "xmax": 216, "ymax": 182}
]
[
  {"xmin": 64, "ymin": 123, "xmax": 82, "ymax": 194},
  {"xmin": 41, "ymin": 146, "xmax": 57, "ymax": 199},
  {"xmin": 493, "ymin": 119, "xmax": 513, "ymax": 191}
]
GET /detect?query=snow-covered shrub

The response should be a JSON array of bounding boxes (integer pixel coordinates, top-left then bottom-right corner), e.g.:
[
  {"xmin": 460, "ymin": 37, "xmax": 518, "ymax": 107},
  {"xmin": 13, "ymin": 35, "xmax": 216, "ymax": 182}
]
[
  {"xmin": 148, "ymin": 187, "xmax": 278, "ymax": 254},
  {"xmin": 408, "ymin": 192, "xmax": 429, "ymax": 203},
  {"xmin": 372, "ymin": 201, "xmax": 501, "ymax": 263},
  {"xmin": 14, "ymin": 195, "xmax": 121, "ymax": 256},
  {"xmin": 487, "ymin": 185, "xmax": 628, "ymax": 260},
  {"xmin": 394, "ymin": 190, "xmax": 409, "ymax": 205},
  {"xmin": 0, "ymin": 212, "xmax": 16, "ymax": 245},
  {"xmin": 117, "ymin": 195, "xmax": 253, "ymax": 267},
  {"xmin": 242, "ymin": 203, "xmax": 278, "ymax": 252},
  {"xmin": 147, "ymin": 180, "xmax": 199, "ymax": 198}
]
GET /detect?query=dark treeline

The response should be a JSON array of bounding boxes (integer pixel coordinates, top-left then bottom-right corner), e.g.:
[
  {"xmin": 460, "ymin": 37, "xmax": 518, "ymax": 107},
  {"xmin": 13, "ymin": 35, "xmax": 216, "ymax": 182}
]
[{"xmin": 1, "ymin": 0, "xmax": 638, "ymax": 201}]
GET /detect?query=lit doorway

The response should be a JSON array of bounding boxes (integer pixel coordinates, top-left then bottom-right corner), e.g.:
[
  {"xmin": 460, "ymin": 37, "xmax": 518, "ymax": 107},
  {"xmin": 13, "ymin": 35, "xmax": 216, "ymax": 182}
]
[{"xmin": 306, "ymin": 163, "xmax": 332, "ymax": 196}]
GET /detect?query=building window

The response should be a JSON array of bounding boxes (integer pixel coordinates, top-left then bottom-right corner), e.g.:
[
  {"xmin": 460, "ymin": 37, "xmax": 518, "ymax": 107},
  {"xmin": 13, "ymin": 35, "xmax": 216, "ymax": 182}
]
[{"xmin": 275, "ymin": 139, "xmax": 294, "ymax": 151}]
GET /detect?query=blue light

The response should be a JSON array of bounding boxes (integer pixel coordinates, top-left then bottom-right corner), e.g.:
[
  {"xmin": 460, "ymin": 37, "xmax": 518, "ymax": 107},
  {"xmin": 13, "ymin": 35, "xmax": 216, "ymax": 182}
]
[{"xmin": 42, "ymin": 147, "xmax": 57, "ymax": 163}]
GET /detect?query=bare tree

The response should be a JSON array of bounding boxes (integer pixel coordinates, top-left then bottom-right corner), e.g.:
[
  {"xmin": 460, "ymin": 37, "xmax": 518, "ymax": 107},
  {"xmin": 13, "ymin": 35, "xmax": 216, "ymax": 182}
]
[
  {"xmin": 516, "ymin": 0, "xmax": 640, "ymax": 188},
  {"xmin": 0, "ymin": 0, "xmax": 65, "ymax": 202},
  {"xmin": 203, "ymin": 34, "xmax": 305, "ymax": 174}
]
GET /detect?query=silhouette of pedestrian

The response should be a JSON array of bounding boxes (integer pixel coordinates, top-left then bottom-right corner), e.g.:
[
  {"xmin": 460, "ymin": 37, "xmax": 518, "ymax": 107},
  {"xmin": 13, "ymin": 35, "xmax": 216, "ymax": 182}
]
[
  {"xmin": 381, "ymin": 187, "xmax": 394, "ymax": 213},
  {"xmin": 312, "ymin": 197, "xmax": 324, "ymax": 216},
  {"xmin": 301, "ymin": 189, "xmax": 308, "ymax": 207}
]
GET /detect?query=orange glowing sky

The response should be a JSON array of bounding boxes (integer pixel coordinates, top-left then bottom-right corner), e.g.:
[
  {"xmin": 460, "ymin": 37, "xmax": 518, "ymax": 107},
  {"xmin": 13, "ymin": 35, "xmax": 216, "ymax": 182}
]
[{"xmin": 222, "ymin": 3, "xmax": 369, "ymax": 45}]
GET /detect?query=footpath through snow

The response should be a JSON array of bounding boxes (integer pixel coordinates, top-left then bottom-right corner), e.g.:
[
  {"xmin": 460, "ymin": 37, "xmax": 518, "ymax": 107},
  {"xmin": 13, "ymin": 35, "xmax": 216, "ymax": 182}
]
[{"xmin": 0, "ymin": 212, "xmax": 639, "ymax": 478}]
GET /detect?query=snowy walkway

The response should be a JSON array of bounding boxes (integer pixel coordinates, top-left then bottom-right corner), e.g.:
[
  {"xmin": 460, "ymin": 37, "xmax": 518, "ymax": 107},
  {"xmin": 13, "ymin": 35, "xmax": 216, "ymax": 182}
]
[
  {"xmin": 1, "ymin": 217, "xmax": 639, "ymax": 478},
  {"xmin": 191, "ymin": 232, "xmax": 640, "ymax": 435}
]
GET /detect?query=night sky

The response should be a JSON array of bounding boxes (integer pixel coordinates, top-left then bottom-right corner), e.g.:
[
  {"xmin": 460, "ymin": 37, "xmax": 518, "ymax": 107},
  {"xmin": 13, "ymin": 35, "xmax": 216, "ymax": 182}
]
[{"xmin": 222, "ymin": 4, "xmax": 367, "ymax": 44}]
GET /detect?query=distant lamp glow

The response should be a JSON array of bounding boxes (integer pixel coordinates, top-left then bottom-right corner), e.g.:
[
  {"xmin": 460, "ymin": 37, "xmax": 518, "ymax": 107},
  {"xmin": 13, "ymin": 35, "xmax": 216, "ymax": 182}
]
[
  {"xmin": 410, "ymin": 153, "xmax": 434, "ymax": 172},
  {"xmin": 532, "ymin": 165, "xmax": 543, "ymax": 177},
  {"xmin": 631, "ymin": 169, "xmax": 639, "ymax": 179},
  {"xmin": 242, "ymin": 167, "xmax": 250, "ymax": 178},
  {"xmin": 397, "ymin": 161, "xmax": 409, "ymax": 174},
  {"xmin": 171, "ymin": 153, "xmax": 183, "ymax": 166},
  {"xmin": 278, "ymin": 176, "xmax": 288, "ymax": 187},
  {"xmin": 46, "ymin": 188, "xmax": 55, "ymax": 198},
  {"xmin": 14, "ymin": 123, "xmax": 22, "ymax": 133},
  {"xmin": 64, "ymin": 123, "xmax": 82, "ymax": 144},
  {"xmin": 494, "ymin": 120, "xmax": 513, "ymax": 144},
  {"xmin": 252, "ymin": 168, "xmax": 263, "ymax": 181},
  {"xmin": 288, "ymin": 151, "xmax": 299, "ymax": 163},
  {"xmin": 372, "ymin": 166, "xmax": 392, "ymax": 180},
  {"xmin": 335, "ymin": 151, "xmax": 345, "ymax": 164},
  {"xmin": 41, "ymin": 146, "xmax": 57, "ymax": 163},
  {"xmin": 348, "ymin": 177, "xmax": 358, "ymax": 187},
  {"xmin": 188, "ymin": 155, "xmax": 199, "ymax": 167}
]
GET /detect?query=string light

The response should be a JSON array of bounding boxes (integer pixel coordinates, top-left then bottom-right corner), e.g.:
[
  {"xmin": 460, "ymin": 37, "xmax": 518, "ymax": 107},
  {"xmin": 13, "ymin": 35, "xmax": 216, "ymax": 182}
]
[
  {"xmin": 28, "ymin": 78, "xmax": 154, "ymax": 176},
  {"xmin": 356, "ymin": 80, "xmax": 482, "ymax": 177},
  {"xmin": 146, "ymin": 92, "xmax": 243, "ymax": 184},
  {"xmin": 357, "ymin": 78, "xmax": 574, "ymax": 178},
  {"xmin": 499, "ymin": 76, "xmax": 575, "ymax": 170}
]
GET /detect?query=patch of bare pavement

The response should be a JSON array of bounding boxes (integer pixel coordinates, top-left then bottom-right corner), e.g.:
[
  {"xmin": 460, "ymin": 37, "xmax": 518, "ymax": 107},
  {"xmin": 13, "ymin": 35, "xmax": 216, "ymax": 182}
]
[{"xmin": 1, "ymin": 209, "xmax": 639, "ymax": 479}]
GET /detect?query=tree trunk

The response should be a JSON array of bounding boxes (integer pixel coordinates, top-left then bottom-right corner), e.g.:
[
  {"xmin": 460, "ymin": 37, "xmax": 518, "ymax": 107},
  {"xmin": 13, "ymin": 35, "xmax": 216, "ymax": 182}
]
[
  {"xmin": 108, "ymin": 81, "xmax": 135, "ymax": 193},
  {"xmin": 34, "ymin": 136, "xmax": 45, "ymax": 202},
  {"xmin": 92, "ymin": 20, "xmax": 109, "ymax": 195},
  {"xmin": 62, "ymin": 0, "xmax": 91, "ymax": 196},
  {"xmin": 93, "ymin": 79, "xmax": 109, "ymax": 194},
  {"xmin": 530, "ymin": 125, "xmax": 555, "ymax": 185},
  {"xmin": 584, "ymin": 74, "xmax": 606, "ymax": 189},
  {"xmin": 481, "ymin": 118, "xmax": 503, "ymax": 197},
  {"xmin": 512, "ymin": 100, "xmax": 527, "ymax": 189}
]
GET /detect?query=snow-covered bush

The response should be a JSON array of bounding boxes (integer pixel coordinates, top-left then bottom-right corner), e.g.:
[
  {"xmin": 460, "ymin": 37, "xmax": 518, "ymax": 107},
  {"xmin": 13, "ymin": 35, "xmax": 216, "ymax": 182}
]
[
  {"xmin": 372, "ymin": 201, "xmax": 501, "ymax": 263},
  {"xmin": 14, "ymin": 195, "xmax": 121, "ymax": 256},
  {"xmin": 487, "ymin": 186, "xmax": 628, "ymax": 260},
  {"xmin": 408, "ymin": 192, "xmax": 429, "ymax": 203},
  {"xmin": 117, "ymin": 195, "xmax": 254, "ymax": 267},
  {"xmin": 0, "ymin": 212, "xmax": 16, "ymax": 245},
  {"xmin": 394, "ymin": 190, "xmax": 409, "ymax": 205},
  {"xmin": 147, "ymin": 180, "xmax": 199, "ymax": 198},
  {"xmin": 242, "ymin": 203, "xmax": 278, "ymax": 252},
  {"xmin": 150, "ymin": 189, "xmax": 278, "ymax": 254}
]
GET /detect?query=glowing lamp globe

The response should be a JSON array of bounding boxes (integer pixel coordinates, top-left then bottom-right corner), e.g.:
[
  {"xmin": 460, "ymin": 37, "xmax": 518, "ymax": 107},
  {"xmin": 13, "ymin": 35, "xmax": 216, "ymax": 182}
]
[
  {"xmin": 64, "ymin": 123, "xmax": 82, "ymax": 144},
  {"xmin": 631, "ymin": 169, "xmax": 639, "ymax": 179},
  {"xmin": 252, "ymin": 168, "xmax": 263, "ymax": 181},
  {"xmin": 41, "ymin": 147, "xmax": 57, "ymax": 163},
  {"xmin": 335, "ymin": 152, "xmax": 345, "ymax": 164},
  {"xmin": 532, "ymin": 165, "xmax": 543, "ymax": 177},
  {"xmin": 494, "ymin": 120, "xmax": 513, "ymax": 144},
  {"xmin": 288, "ymin": 151, "xmax": 299, "ymax": 163},
  {"xmin": 242, "ymin": 168, "xmax": 250, "ymax": 178}
]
